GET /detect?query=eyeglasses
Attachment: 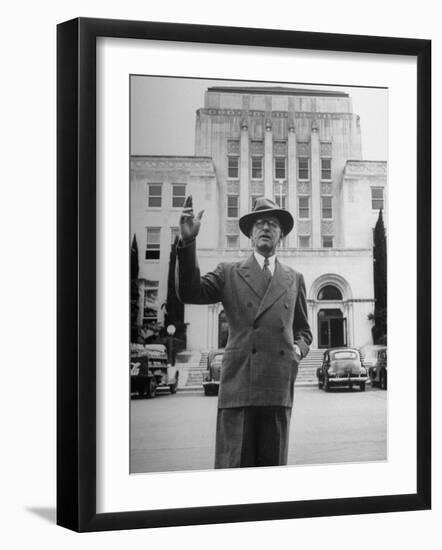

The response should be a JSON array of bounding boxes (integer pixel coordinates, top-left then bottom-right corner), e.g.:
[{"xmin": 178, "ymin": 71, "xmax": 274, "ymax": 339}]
[{"xmin": 254, "ymin": 219, "xmax": 281, "ymax": 230}]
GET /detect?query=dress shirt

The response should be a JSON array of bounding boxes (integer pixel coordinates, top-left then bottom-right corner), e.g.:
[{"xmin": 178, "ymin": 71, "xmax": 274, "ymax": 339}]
[{"xmin": 253, "ymin": 251, "xmax": 276, "ymax": 276}]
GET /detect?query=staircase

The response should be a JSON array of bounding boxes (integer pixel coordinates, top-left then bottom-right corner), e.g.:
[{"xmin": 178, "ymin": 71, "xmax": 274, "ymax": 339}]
[
  {"xmin": 296, "ymin": 349, "xmax": 323, "ymax": 386},
  {"xmin": 178, "ymin": 349, "xmax": 324, "ymax": 389}
]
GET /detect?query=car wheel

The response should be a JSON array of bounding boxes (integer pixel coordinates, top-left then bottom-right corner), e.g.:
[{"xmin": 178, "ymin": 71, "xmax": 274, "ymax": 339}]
[
  {"xmin": 323, "ymin": 377, "xmax": 330, "ymax": 392},
  {"xmin": 360, "ymin": 382, "xmax": 366, "ymax": 392},
  {"xmin": 317, "ymin": 378, "xmax": 323, "ymax": 389},
  {"xmin": 147, "ymin": 377, "xmax": 157, "ymax": 398},
  {"xmin": 380, "ymin": 370, "xmax": 387, "ymax": 390},
  {"xmin": 169, "ymin": 374, "xmax": 179, "ymax": 394}
]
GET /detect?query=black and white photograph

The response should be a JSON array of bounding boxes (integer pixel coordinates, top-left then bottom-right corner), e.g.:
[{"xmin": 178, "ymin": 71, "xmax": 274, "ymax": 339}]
[{"xmin": 129, "ymin": 76, "xmax": 388, "ymax": 474}]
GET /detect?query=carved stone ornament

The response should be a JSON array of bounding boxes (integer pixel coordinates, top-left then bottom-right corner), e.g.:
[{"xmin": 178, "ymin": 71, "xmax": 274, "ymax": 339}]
[
  {"xmin": 250, "ymin": 140, "xmax": 264, "ymax": 155},
  {"xmin": 227, "ymin": 181, "xmax": 240, "ymax": 194},
  {"xmin": 250, "ymin": 181, "xmax": 264, "ymax": 195},
  {"xmin": 297, "ymin": 221, "xmax": 311, "ymax": 235},
  {"xmin": 321, "ymin": 183, "xmax": 333, "ymax": 195},
  {"xmin": 241, "ymin": 118, "xmax": 248, "ymax": 130},
  {"xmin": 227, "ymin": 140, "xmax": 240, "ymax": 155},
  {"xmin": 311, "ymin": 119, "xmax": 319, "ymax": 132},
  {"xmin": 321, "ymin": 221, "xmax": 334, "ymax": 235},
  {"xmin": 346, "ymin": 161, "xmax": 387, "ymax": 175},
  {"xmin": 297, "ymin": 142, "xmax": 310, "ymax": 156},
  {"xmin": 297, "ymin": 182, "xmax": 311, "ymax": 194},
  {"xmin": 225, "ymin": 220, "xmax": 240, "ymax": 234},
  {"xmin": 265, "ymin": 119, "xmax": 272, "ymax": 131},
  {"xmin": 273, "ymin": 141, "xmax": 287, "ymax": 156},
  {"xmin": 273, "ymin": 181, "xmax": 287, "ymax": 194},
  {"xmin": 320, "ymin": 142, "xmax": 332, "ymax": 156}
]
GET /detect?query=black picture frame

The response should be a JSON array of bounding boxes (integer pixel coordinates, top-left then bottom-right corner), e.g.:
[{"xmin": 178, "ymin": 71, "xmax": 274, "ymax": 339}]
[{"xmin": 57, "ymin": 17, "xmax": 431, "ymax": 532}]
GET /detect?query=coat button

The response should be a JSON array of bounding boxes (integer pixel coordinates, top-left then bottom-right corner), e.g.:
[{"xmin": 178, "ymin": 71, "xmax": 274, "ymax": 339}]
[
  {"xmin": 247, "ymin": 302, "xmax": 253, "ymax": 308},
  {"xmin": 284, "ymin": 304, "xmax": 289, "ymax": 309},
  {"xmin": 280, "ymin": 350, "xmax": 285, "ymax": 356}
]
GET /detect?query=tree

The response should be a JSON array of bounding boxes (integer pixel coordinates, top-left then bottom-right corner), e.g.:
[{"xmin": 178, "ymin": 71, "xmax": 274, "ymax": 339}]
[
  {"xmin": 371, "ymin": 210, "xmax": 387, "ymax": 344},
  {"xmin": 130, "ymin": 234, "xmax": 140, "ymax": 342}
]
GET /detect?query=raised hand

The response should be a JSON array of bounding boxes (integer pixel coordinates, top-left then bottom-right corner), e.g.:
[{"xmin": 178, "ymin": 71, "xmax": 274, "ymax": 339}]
[{"xmin": 179, "ymin": 195, "xmax": 204, "ymax": 243}]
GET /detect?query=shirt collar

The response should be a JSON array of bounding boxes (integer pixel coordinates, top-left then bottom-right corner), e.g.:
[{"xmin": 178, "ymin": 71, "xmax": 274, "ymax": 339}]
[{"xmin": 253, "ymin": 251, "xmax": 276, "ymax": 275}]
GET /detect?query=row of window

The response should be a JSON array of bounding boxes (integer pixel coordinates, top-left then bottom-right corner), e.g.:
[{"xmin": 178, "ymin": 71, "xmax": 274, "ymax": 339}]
[
  {"xmin": 227, "ymin": 195, "xmax": 333, "ymax": 220},
  {"xmin": 228, "ymin": 156, "xmax": 332, "ymax": 181},
  {"xmin": 145, "ymin": 225, "xmax": 334, "ymax": 259},
  {"xmin": 148, "ymin": 182, "xmax": 384, "ymax": 212},
  {"xmin": 148, "ymin": 183, "xmax": 186, "ymax": 208}
]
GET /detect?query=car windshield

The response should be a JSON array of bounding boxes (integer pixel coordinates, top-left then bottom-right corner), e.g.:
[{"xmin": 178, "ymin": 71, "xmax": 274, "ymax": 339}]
[{"xmin": 332, "ymin": 351, "xmax": 358, "ymax": 360}]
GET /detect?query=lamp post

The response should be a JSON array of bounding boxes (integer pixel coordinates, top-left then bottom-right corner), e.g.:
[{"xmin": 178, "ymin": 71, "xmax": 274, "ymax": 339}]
[{"xmin": 166, "ymin": 324, "xmax": 176, "ymax": 365}]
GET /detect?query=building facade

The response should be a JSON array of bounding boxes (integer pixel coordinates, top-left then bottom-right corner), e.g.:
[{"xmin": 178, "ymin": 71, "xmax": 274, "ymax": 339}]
[{"xmin": 130, "ymin": 86, "xmax": 387, "ymax": 351}]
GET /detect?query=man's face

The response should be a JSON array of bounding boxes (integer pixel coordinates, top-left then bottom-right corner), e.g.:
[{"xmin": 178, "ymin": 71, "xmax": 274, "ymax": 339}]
[{"xmin": 250, "ymin": 216, "xmax": 282, "ymax": 256}]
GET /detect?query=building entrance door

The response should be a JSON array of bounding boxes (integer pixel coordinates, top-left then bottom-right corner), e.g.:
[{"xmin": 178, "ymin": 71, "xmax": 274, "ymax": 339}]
[{"xmin": 318, "ymin": 309, "xmax": 347, "ymax": 348}]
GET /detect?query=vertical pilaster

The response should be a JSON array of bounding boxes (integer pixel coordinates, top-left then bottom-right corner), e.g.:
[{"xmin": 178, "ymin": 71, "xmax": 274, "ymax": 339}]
[
  {"xmin": 287, "ymin": 123, "xmax": 297, "ymax": 248},
  {"xmin": 239, "ymin": 118, "xmax": 249, "ymax": 248},
  {"xmin": 311, "ymin": 121, "xmax": 321, "ymax": 248},
  {"xmin": 264, "ymin": 119, "xmax": 273, "ymax": 199}
]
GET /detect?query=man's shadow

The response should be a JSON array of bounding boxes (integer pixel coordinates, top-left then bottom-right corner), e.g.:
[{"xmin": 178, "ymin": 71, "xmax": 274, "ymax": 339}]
[{"xmin": 26, "ymin": 507, "xmax": 56, "ymax": 524}]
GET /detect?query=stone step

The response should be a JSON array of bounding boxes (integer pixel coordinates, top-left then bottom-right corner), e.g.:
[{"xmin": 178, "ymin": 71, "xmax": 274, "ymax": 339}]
[{"xmin": 179, "ymin": 349, "xmax": 325, "ymax": 387}]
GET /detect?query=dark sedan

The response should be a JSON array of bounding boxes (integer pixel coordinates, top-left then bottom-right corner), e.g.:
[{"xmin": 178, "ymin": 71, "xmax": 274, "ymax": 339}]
[
  {"xmin": 316, "ymin": 348, "xmax": 368, "ymax": 392},
  {"xmin": 202, "ymin": 349, "xmax": 224, "ymax": 396}
]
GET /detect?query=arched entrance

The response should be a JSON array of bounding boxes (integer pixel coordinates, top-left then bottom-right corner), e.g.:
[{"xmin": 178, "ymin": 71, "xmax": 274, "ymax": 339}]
[
  {"xmin": 218, "ymin": 310, "xmax": 229, "ymax": 348},
  {"xmin": 317, "ymin": 309, "xmax": 347, "ymax": 348}
]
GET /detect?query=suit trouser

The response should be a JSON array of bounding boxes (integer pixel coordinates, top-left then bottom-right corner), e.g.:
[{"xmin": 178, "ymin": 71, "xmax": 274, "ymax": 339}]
[{"xmin": 214, "ymin": 406, "xmax": 292, "ymax": 469}]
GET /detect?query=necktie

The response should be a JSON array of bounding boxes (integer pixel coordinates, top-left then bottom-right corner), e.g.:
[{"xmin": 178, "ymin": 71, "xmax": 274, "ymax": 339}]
[{"xmin": 263, "ymin": 257, "xmax": 272, "ymax": 286}]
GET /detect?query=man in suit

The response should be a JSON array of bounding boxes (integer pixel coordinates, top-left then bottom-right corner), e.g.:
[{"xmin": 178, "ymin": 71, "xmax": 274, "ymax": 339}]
[{"xmin": 176, "ymin": 196, "xmax": 312, "ymax": 468}]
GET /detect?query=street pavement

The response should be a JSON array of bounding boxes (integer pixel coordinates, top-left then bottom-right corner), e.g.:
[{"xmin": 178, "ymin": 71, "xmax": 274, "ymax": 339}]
[{"xmin": 130, "ymin": 385, "xmax": 387, "ymax": 473}]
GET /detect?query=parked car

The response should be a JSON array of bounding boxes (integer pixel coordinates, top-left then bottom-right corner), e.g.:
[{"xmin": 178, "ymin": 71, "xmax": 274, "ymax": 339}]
[
  {"xmin": 361, "ymin": 345, "xmax": 387, "ymax": 390},
  {"xmin": 203, "ymin": 349, "xmax": 224, "ymax": 396},
  {"xmin": 130, "ymin": 343, "xmax": 179, "ymax": 398},
  {"xmin": 316, "ymin": 347, "xmax": 368, "ymax": 392}
]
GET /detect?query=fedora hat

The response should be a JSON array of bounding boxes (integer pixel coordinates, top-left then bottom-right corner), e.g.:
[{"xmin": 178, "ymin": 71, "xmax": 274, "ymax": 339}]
[{"xmin": 239, "ymin": 197, "xmax": 294, "ymax": 237}]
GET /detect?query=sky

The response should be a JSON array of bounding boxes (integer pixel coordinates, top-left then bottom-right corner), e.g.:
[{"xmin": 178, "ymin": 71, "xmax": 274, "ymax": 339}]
[{"xmin": 130, "ymin": 76, "xmax": 388, "ymax": 161}]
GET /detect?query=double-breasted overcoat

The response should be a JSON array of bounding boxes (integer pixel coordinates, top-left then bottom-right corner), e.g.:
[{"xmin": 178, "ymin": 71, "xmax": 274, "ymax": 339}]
[{"xmin": 176, "ymin": 240, "xmax": 312, "ymax": 409}]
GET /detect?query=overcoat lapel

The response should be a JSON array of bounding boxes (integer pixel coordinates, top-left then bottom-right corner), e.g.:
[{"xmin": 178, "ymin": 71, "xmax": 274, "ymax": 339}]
[
  {"xmin": 237, "ymin": 254, "xmax": 267, "ymax": 299},
  {"xmin": 255, "ymin": 260, "xmax": 294, "ymax": 320}
]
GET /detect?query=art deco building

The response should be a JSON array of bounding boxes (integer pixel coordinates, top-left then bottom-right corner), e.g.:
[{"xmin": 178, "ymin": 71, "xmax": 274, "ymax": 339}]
[{"xmin": 130, "ymin": 86, "xmax": 387, "ymax": 351}]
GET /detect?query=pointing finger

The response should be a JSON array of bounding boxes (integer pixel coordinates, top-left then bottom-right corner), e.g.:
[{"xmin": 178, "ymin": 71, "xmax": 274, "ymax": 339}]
[{"xmin": 196, "ymin": 209, "xmax": 205, "ymax": 221}]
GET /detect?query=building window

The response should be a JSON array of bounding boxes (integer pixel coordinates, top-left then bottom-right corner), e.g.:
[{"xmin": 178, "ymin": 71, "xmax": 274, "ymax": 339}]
[
  {"xmin": 274, "ymin": 157, "xmax": 287, "ymax": 180},
  {"xmin": 227, "ymin": 195, "xmax": 239, "ymax": 218},
  {"xmin": 274, "ymin": 195, "xmax": 286, "ymax": 209},
  {"xmin": 228, "ymin": 156, "xmax": 239, "ymax": 178},
  {"xmin": 322, "ymin": 236, "xmax": 334, "ymax": 248},
  {"xmin": 321, "ymin": 158, "xmax": 332, "ymax": 180},
  {"xmin": 143, "ymin": 280, "xmax": 159, "ymax": 324},
  {"xmin": 170, "ymin": 227, "xmax": 180, "ymax": 244},
  {"xmin": 298, "ymin": 158, "xmax": 310, "ymax": 180},
  {"xmin": 226, "ymin": 235, "xmax": 239, "ymax": 249},
  {"xmin": 318, "ymin": 285, "xmax": 342, "ymax": 300},
  {"xmin": 322, "ymin": 197, "xmax": 333, "ymax": 219},
  {"xmin": 298, "ymin": 236, "xmax": 310, "ymax": 248},
  {"xmin": 147, "ymin": 184, "xmax": 162, "ymax": 207},
  {"xmin": 145, "ymin": 227, "xmax": 161, "ymax": 260},
  {"xmin": 172, "ymin": 184, "xmax": 186, "ymax": 208},
  {"xmin": 298, "ymin": 197, "xmax": 310, "ymax": 219},
  {"xmin": 371, "ymin": 187, "xmax": 384, "ymax": 210},
  {"xmin": 251, "ymin": 156, "xmax": 263, "ymax": 179}
]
